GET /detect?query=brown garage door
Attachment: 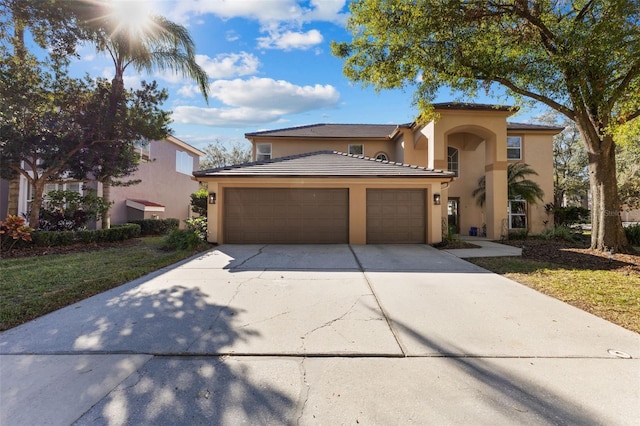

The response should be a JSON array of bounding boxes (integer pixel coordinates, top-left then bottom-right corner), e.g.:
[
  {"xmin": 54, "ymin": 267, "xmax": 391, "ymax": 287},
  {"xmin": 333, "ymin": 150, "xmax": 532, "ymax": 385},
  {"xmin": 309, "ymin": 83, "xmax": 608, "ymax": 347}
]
[
  {"xmin": 224, "ymin": 188, "xmax": 349, "ymax": 244},
  {"xmin": 367, "ymin": 189, "xmax": 426, "ymax": 243}
]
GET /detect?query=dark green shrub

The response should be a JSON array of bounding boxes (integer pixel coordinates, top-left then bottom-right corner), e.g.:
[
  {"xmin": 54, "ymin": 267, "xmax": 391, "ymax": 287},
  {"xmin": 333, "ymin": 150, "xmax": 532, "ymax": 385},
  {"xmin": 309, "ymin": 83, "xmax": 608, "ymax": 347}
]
[
  {"xmin": 551, "ymin": 205, "xmax": 590, "ymax": 226},
  {"xmin": 625, "ymin": 224, "xmax": 640, "ymax": 246},
  {"xmin": 30, "ymin": 224, "xmax": 141, "ymax": 247},
  {"xmin": 130, "ymin": 218, "xmax": 179, "ymax": 236},
  {"xmin": 190, "ymin": 188, "xmax": 208, "ymax": 217},
  {"xmin": 164, "ymin": 230, "xmax": 207, "ymax": 251},
  {"xmin": 538, "ymin": 225, "xmax": 578, "ymax": 242},
  {"xmin": 507, "ymin": 229, "xmax": 529, "ymax": 240}
]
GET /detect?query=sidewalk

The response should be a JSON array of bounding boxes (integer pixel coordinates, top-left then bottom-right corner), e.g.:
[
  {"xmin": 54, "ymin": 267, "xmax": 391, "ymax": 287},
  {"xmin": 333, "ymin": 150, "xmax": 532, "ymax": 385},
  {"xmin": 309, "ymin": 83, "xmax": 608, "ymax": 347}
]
[{"xmin": 443, "ymin": 236, "xmax": 522, "ymax": 258}]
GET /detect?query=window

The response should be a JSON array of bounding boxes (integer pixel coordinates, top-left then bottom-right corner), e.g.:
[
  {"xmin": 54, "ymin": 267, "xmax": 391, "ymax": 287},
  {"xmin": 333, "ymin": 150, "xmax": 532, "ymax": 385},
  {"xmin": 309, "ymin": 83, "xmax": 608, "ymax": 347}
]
[
  {"xmin": 348, "ymin": 144, "xmax": 364, "ymax": 156},
  {"xmin": 134, "ymin": 139, "xmax": 150, "ymax": 162},
  {"xmin": 507, "ymin": 136, "xmax": 522, "ymax": 160},
  {"xmin": 42, "ymin": 182, "xmax": 83, "ymax": 209},
  {"xmin": 256, "ymin": 143, "xmax": 272, "ymax": 161},
  {"xmin": 375, "ymin": 152, "xmax": 388, "ymax": 161},
  {"xmin": 508, "ymin": 200, "xmax": 527, "ymax": 229},
  {"xmin": 176, "ymin": 151, "xmax": 193, "ymax": 175},
  {"xmin": 447, "ymin": 147, "xmax": 459, "ymax": 176}
]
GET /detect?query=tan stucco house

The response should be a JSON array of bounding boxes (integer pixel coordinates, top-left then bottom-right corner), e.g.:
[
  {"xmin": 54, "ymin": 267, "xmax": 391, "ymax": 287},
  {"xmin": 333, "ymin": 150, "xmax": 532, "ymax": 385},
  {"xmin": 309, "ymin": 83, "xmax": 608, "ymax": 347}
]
[
  {"xmin": 194, "ymin": 103, "xmax": 562, "ymax": 245},
  {"xmin": 1, "ymin": 135, "xmax": 203, "ymax": 228}
]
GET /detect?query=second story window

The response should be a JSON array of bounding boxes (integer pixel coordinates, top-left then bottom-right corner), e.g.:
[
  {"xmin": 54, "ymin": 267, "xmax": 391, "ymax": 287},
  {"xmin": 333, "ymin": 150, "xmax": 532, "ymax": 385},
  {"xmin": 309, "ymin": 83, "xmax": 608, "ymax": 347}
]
[
  {"xmin": 447, "ymin": 147, "xmax": 459, "ymax": 176},
  {"xmin": 507, "ymin": 136, "xmax": 522, "ymax": 160},
  {"xmin": 256, "ymin": 143, "xmax": 272, "ymax": 161},
  {"xmin": 176, "ymin": 151, "xmax": 193, "ymax": 175},
  {"xmin": 348, "ymin": 144, "xmax": 364, "ymax": 156},
  {"xmin": 375, "ymin": 152, "xmax": 388, "ymax": 161}
]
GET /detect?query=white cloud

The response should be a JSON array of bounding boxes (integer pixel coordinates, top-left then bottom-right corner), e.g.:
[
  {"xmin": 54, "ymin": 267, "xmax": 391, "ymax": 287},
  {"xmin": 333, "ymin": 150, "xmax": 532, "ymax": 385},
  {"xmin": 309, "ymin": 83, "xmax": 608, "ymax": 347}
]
[
  {"xmin": 173, "ymin": 77, "xmax": 340, "ymax": 127},
  {"xmin": 153, "ymin": 52, "xmax": 260, "ymax": 87},
  {"xmin": 210, "ymin": 77, "xmax": 339, "ymax": 110},
  {"xmin": 171, "ymin": 0, "xmax": 348, "ymax": 25},
  {"xmin": 196, "ymin": 52, "xmax": 260, "ymax": 78},
  {"xmin": 257, "ymin": 29, "xmax": 323, "ymax": 50}
]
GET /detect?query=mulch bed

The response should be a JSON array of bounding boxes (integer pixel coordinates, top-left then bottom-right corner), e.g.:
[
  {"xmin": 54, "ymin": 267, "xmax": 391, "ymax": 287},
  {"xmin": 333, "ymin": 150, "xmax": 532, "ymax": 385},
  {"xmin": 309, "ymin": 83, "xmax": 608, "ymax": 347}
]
[{"xmin": 501, "ymin": 239, "xmax": 640, "ymax": 276}]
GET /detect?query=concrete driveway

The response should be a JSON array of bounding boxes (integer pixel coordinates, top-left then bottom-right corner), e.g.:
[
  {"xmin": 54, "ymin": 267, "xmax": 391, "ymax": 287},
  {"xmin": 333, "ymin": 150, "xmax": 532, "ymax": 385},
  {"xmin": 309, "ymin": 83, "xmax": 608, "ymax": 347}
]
[{"xmin": 1, "ymin": 244, "xmax": 638, "ymax": 425}]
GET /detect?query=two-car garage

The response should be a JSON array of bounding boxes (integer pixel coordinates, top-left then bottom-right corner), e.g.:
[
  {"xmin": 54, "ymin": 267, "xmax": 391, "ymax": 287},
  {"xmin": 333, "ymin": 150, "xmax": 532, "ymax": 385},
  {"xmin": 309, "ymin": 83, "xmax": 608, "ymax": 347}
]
[
  {"xmin": 222, "ymin": 187, "xmax": 427, "ymax": 244},
  {"xmin": 194, "ymin": 151, "xmax": 454, "ymax": 245}
]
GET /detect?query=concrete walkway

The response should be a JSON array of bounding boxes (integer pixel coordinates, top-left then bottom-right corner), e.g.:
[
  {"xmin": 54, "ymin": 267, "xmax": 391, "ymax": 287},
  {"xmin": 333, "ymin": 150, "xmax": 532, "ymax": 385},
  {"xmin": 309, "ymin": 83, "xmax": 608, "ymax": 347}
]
[
  {"xmin": 1, "ymin": 245, "xmax": 638, "ymax": 425},
  {"xmin": 443, "ymin": 237, "xmax": 523, "ymax": 258}
]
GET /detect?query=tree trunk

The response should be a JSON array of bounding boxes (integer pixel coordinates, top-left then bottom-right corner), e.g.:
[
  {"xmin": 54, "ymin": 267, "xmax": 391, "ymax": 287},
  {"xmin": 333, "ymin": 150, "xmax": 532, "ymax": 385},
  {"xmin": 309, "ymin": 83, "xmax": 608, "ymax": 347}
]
[
  {"xmin": 28, "ymin": 179, "xmax": 45, "ymax": 228},
  {"xmin": 585, "ymin": 134, "xmax": 632, "ymax": 253},
  {"xmin": 6, "ymin": 176, "xmax": 20, "ymax": 217},
  {"xmin": 101, "ymin": 179, "xmax": 111, "ymax": 229}
]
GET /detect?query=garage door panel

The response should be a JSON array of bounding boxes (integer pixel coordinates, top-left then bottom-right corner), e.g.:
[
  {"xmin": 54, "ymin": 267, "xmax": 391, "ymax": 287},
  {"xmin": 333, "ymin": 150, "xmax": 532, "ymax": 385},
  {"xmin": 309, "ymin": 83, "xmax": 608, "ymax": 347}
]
[
  {"xmin": 367, "ymin": 189, "xmax": 426, "ymax": 244},
  {"xmin": 224, "ymin": 188, "xmax": 348, "ymax": 244}
]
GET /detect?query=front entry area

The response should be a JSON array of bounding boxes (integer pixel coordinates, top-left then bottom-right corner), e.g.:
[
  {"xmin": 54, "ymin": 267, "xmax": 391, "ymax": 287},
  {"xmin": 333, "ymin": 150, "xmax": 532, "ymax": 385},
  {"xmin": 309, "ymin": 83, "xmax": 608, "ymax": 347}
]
[
  {"xmin": 223, "ymin": 188, "xmax": 349, "ymax": 244},
  {"xmin": 366, "ymin": 189, "xmax": 426, "ymax": 243}
]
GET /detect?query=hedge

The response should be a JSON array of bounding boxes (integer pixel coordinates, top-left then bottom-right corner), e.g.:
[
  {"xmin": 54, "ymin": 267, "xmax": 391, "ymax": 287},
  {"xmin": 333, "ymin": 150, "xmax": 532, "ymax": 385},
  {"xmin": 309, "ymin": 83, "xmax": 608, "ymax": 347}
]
[
  {"xmin": 625, "ymin": 224, "xmax": 640, "ymax": 246},
  {"xmin": 31, "ymin": 224, "xmax": 141, "ymax": 247},
  {"xmin": 129, "ymin": 218, "xmax": 180, "ymax": 236}
]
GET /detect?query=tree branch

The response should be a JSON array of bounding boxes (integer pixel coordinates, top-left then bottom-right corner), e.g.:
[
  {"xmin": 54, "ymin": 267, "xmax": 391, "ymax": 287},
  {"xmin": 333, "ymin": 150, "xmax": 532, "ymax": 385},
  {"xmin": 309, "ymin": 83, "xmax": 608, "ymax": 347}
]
[{"xmin": 491, "ymin": 75, "xmax": 575, "ymax": 119}]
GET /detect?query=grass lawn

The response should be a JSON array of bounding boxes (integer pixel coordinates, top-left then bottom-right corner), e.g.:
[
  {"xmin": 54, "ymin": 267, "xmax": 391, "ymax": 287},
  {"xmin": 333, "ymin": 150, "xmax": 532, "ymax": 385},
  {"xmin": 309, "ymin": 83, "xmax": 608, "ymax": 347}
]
[
  {"xmin": 467, "ymin": 256, "xmax": 640, "ymax": 334},
  {"xmin": 0, "ymin": 237, "xmax": 209, "ymax": 331}
]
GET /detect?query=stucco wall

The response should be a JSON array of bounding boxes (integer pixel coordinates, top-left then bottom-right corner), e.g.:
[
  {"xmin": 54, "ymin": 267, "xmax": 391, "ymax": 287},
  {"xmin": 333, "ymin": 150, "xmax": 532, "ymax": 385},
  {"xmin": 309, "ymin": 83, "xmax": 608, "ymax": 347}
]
[
  {"xmin": 202, "ymin": 178, "xmax": 445, "ymax": 245},
  {"xmin": 253, "ymin": 138, "xmax": 396, "ymax": 161},
  {"xmin": 519, "ymin": 132, "xmax": 555, "ymax": 234},
  {"xmin": 108, "ymin": 139, "xmax": 201, "ymax": 226}
]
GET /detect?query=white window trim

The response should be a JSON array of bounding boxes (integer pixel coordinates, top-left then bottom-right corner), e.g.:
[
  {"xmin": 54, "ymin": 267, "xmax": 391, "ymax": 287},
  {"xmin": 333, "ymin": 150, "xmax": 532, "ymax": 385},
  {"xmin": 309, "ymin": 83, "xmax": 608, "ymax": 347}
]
[
  {"xmin": 374, "ymin": 152, "xmax": 389, "ymax": 161},
  {"xmin": 256, "ymin": 143, "xmax": 272, "ymax": 161},
  {"xmin": 508, "ymin": 199, "xmax": 527, "ymax": 229},
  {"xmin": 348, "ymin": 144, "xmax": 364, "ymax": 156},
  {"xmin": 507, "ymin": 136, "xmax": 522, "ymax": 160},
  {"xmin": 176, "ymin": 150, "xmax": 193, "ymax": 175},
  {"xmin": 447, "ymin": 146, "xmax": 459, "ymax": 177}
]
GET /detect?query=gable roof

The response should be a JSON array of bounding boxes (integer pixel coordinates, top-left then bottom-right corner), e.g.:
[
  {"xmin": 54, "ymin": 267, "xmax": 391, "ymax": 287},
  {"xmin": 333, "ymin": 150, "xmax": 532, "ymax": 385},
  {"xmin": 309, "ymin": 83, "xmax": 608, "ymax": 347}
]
[
  {"xmin": 245, "ymin": 123, "xmax": 400, "ymax": 139},
  {"xmin": 194, "ymin": 151, "xmax": 455, "ymax": 179}
]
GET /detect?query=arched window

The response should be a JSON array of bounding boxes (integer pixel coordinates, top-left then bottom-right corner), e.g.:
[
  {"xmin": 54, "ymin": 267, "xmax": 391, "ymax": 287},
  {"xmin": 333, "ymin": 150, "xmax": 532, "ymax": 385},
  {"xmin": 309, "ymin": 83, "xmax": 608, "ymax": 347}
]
[
  {"xmin": 447, "ymin": 147, "xmax": 459, "ymax": 176},
  {"xmin": 375, "ymin": 152, "xmax": 389, "ymax": 161}
]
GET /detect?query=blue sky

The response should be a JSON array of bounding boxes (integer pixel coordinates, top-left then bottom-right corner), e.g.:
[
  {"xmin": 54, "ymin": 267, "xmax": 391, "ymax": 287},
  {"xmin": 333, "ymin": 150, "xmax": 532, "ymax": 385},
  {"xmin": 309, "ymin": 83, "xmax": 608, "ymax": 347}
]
[{"xmin": 66, "ymin": 0, "xmax": 545, "ymax": 151}]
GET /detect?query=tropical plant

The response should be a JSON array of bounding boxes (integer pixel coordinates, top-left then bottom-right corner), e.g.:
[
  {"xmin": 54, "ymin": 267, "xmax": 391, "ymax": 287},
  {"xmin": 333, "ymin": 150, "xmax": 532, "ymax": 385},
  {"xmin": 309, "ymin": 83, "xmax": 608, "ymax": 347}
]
[
  {"xmin": 473, "ymin": 163, "xmax": 545, "ymax": 208},
  {"xmin": 78, "ymin": 3, "xmax": 210, "ymax": 228},
  {"xmin": 333, "ymin": 0, "xmax": 639, "ymax": 252},
  {"xmin": 0, "ymin": 215, "xmax": 34, "ymax": 252}
]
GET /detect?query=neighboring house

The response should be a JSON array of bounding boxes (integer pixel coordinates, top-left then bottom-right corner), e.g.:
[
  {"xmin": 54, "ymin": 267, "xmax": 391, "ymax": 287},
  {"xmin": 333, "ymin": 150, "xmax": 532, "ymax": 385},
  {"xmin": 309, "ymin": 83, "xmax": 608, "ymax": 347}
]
[
  {"xmin": 1, "ymin": 135, "xmax": 203, "ymax": 228},
  {"xmin": 194, "ymin": 103, "xmax": 562, "ymax": 245}
]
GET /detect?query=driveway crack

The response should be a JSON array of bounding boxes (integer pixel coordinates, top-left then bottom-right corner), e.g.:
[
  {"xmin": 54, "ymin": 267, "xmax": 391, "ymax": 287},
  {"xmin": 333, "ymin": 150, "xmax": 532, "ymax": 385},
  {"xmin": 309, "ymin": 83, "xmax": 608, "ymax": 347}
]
[
  {"xmin": 295, "ymin": 357, "xmax": 310, "ymax": 425},
  {"xmin": 231, "ymin": 244, "xmax": 267, "ymax": 269},
  {"xmin": 348, "ymin": 245, "xmax": 407, "ymax": 356}
]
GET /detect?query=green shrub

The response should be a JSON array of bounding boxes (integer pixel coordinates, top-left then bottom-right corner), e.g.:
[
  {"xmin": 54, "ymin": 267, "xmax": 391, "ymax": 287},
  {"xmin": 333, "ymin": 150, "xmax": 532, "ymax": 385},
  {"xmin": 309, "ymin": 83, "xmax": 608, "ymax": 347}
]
[
  {"xmin": 548, "ymin": 205, "xmax": 590, "ymax": 226},
  {"xmin": 507, "ymin": 229, "xmax": 529, "ymax": 240},
  {"xmin": 538, "ymin": 225, "xmax": 578, "ymax": 242},
  {"xmin": 190, "ymin": 188, "xmax": 208, "ymax": 217},
  {"xmin": 130, "ymin": 218, "xmax": 179, "ymax": 236},
  {"xmin": 185, "ymin": 217, "xmax": 207, "ymax": 240},
  {"xmin": 164, "ymin": 230, "xmax": 207, "ymax": 251},
  {"xmin": 625, "ymin": 224, "xmax": 640, "ymax": 246},
  {"xmin": 30, "ymin": 224, "xmax": 141, "ymax": 247}
]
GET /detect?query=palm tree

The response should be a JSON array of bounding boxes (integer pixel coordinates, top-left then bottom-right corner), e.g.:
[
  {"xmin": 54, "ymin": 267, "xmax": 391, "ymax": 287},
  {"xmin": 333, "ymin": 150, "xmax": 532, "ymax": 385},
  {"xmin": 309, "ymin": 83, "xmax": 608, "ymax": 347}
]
[
  {"xmin": 81, "ymin": 5, "xmax": 210, "ymax": 228},
  {"xmin": 472, "ymin": 162, "xmax": 545, "ymax": 207}
]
